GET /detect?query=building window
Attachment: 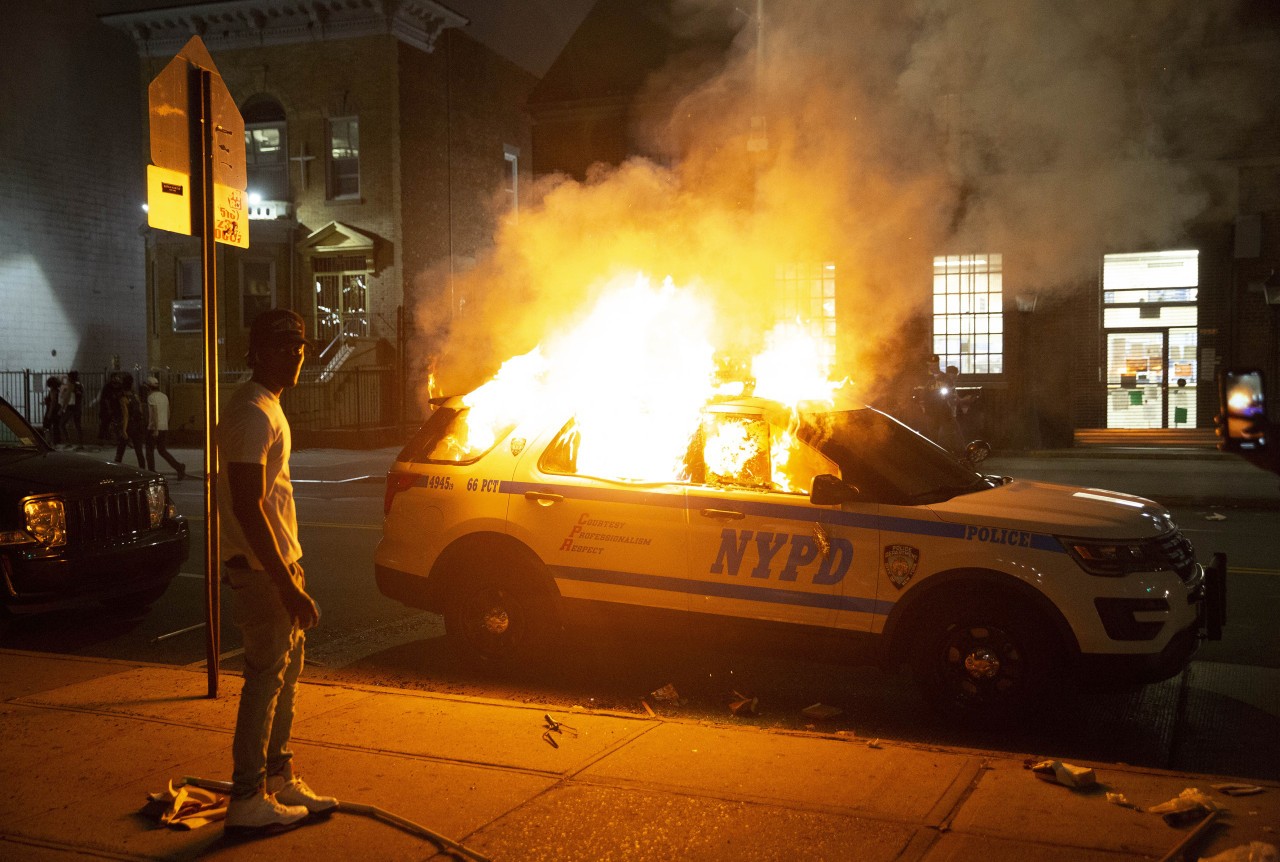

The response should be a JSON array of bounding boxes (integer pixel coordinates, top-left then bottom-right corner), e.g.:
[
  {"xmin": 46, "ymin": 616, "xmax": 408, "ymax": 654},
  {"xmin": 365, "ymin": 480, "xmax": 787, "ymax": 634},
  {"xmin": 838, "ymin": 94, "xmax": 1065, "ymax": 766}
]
[
  {"xmin": 172, "ymin": 258, "xmax": 203, "ymax": 333},
  {"xmin": 775, "ymin": 261, "xmax": 837, "ymax": 365},
  {"xmin": 327, "ymin": 117, "xmax": 360, "ymax": 200},
  {"xmin": 1102, "ymin": 250, "xmax": 1199, "ymax": 430},
  {"xmin": 503, "ymin": 145, "xmax": 519, "ymax": 219},
  {"xmin": 313, "ymin": 255, "xmax": 369, "ymax": 344},
  {"xmin": 245, "ymin": 122, "xmax": 288, "ymax": 202},
  {"xmin": 241, "ymin": 260, "xmax": 275, "ymax": 327},
  {"xmin": 932, "ymin": 254, "xmax": 1003, "ymax": 375}
]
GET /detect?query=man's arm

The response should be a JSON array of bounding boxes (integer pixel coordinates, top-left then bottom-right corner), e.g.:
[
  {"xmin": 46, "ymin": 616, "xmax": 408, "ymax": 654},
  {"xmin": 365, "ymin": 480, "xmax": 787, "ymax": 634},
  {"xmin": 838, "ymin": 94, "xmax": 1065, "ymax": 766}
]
[{"xmin": 225, "ymin": 461, "xmax": 320, "ymax": 629}]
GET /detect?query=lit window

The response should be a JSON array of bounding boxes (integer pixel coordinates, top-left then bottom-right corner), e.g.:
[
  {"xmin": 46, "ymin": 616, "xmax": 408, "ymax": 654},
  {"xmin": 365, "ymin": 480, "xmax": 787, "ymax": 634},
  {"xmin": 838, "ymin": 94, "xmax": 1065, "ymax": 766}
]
[
  {"xmin": 313, "ymin": 255, "xmax": 370, "ymax": 343},
  {"xmin": 775, "ymin": 262, "xmax": 837, "ymax": 365},
  {"xmin": 932, "ymin": 254, "xmax": 1003, "ymax": 375},
  {"xmin": 173, "ymin": 259, "xmax": 203, "ymax": 333},
  {"xmin": 245, "ymin": 121, "xmax": 288, "ymax": 201},
  {"xmin": 328, "ymin": 117, "xmax": 360, "ymax": 200}
]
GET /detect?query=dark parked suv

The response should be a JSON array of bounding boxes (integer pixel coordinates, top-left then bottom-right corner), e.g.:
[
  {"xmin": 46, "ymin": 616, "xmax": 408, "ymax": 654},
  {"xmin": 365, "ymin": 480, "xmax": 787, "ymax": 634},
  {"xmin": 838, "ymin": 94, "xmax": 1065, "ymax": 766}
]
[{"xmin": 0, "ymin": 396, "xmax": 189, "ymax": 621}]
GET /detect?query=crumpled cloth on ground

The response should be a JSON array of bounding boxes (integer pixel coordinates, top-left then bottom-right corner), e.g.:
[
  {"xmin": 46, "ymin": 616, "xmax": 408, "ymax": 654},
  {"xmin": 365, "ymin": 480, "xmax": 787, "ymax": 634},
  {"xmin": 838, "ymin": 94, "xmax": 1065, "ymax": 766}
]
[{"xmin": 140, "ymin": 780, "xmax": 228, "ymax": 830}]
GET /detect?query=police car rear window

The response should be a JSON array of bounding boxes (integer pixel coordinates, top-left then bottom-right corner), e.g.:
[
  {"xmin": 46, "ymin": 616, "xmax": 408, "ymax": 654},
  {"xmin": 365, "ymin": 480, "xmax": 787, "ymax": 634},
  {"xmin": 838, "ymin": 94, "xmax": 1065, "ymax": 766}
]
[{"xmin": 397, "ymin": 406, "xmax": 514, "ymax": 465}]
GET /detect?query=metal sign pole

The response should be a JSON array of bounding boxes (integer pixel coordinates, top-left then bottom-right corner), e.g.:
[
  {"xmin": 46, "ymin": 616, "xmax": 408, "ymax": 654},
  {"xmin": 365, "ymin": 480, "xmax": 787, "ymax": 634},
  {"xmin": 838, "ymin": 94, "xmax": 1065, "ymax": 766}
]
[{"xmin": 195, "ymin": 64, "xmax": 222, "ymax": 699}]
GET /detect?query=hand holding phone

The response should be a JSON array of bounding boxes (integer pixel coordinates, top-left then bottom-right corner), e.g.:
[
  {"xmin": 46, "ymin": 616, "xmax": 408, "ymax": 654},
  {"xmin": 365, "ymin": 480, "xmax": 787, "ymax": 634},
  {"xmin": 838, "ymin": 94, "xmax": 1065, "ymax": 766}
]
[{"xmin": 1219, "ymin": 369, "xmax": 1267, "ymax": 452}]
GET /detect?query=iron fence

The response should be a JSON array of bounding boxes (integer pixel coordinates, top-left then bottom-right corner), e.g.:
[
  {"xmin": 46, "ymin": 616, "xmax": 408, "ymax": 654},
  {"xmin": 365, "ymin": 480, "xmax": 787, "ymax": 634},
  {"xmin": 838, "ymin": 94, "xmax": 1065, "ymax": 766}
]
[{"xmin": 1, "ymin": 366, "xmax": 405, "ymax": 436}]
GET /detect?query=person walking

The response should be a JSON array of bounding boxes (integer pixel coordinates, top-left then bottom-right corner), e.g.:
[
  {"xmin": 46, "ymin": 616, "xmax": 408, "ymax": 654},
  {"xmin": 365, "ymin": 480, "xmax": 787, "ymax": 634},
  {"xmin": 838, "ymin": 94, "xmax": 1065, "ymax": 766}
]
[
  {"xmin": 113, "ymin": 373, "xmax": 146, "ymax": 468},
  {"xmin": 98, "ymin": 372, "xmax": 121, "ymax": 446},
  {"xmin": 219, "ymin": 308, "xmax": 335, "ymax": 835},
  {"xmin": 144, "ymin": 376, "xmax": 186, "ymax": 479},
  {"xmin": 41, "ymin": 376, "xmax": 62, "ymax": 446},
  {"xmin": 59, "ymin": 370, "xmax": 84, "ymax": 448}
]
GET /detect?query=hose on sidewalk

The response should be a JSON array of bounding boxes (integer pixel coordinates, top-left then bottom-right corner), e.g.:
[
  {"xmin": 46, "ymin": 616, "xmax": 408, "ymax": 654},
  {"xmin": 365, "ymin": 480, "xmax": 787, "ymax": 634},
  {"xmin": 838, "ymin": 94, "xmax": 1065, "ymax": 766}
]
[{"xmin": 182, "ymin": 776, "xmax": 491, "ymax": 862}]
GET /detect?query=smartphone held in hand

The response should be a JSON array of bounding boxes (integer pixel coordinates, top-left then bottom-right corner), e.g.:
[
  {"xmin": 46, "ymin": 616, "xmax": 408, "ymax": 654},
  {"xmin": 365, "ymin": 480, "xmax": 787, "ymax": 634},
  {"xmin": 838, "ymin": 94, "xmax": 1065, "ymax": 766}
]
[{"xmin": 1219, "ymin": 369, "xmax": 1266, "ymax": 452}]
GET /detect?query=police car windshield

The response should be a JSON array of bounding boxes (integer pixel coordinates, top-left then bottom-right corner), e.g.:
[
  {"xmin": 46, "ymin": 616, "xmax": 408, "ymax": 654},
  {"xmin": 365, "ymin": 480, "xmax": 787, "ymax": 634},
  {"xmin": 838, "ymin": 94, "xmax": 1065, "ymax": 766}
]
[{"xmin": 798, "ymin": 408, "xmax": 985, "ymax": 504}]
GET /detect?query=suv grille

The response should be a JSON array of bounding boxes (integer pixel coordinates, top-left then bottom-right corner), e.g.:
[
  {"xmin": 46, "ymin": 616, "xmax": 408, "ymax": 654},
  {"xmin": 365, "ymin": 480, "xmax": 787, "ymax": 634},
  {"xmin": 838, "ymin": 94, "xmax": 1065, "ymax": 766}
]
[
  {"xmin": 65, "ymin": 485, "xmax": 152, "ymax": 548},
  {"xmin": 1155, "ymin": 529, "xmax": 1198, "ymax": 583}
]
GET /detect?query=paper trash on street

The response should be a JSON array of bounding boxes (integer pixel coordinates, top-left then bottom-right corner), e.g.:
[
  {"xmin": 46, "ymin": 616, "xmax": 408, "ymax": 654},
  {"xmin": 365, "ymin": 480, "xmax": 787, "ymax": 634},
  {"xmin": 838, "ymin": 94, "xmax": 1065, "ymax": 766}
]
[
  {"xmin": 1030, "ymin": 760, "xmax": 1097, "ymax": 788},
  {"xmin": 140, "ymin": 780, "xmax": 227, "ymax": 830},
  {"xmin": 1147, "ymin": 787, "xmax": 1219, "ymax": 826}
]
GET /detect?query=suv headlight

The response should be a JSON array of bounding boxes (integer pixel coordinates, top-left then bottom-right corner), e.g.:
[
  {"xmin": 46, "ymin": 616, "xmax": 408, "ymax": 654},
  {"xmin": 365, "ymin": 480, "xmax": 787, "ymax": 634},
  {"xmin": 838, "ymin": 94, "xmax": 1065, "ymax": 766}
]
[
  {"xmin": 147, "ymin": 481, "xmax": 166, "ymax": 528},
  {"xmin": 1061, "ymin": 537, "xmax": 1163, "ymax": 577},
  {"xmin": 19, "ymin": 499, "xmax": 68, "ymax": 548}
]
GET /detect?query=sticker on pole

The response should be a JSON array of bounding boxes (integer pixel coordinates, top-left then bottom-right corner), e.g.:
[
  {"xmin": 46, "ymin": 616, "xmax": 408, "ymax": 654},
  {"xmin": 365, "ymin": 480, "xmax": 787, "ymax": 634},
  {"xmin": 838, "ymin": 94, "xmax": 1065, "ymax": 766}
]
[
  {"xmin": 147, "ymin": 164, "xmax": 192, "ymax": 236},
  {"xmin": 213, "ymin": 183, "xmax": 249, "ymax": 248}
]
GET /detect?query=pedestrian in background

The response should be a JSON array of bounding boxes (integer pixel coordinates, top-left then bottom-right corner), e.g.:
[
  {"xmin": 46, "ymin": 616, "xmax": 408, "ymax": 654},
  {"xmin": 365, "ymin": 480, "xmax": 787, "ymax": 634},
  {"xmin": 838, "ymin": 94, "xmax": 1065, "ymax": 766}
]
[
  {"xmin": 113, "ymin": 373, "xmax": 146, "ymax": 468},
  {"xmin": 59, "ymin": 370, "xmax": 84, "ymax": 448},
  {"xmin": 144, "ymin": 376, "xmax": 186, "ymax": 479},
  {"xmin": 220, "ymin": 309, "xmax": 335, "ymax": 834},
  {"xmin": 41, "ymin": 376, "xmax": 63, "ymax": 445},
  {"xmin": 98, "ymin": 372, "xmax": 121, "ymax": 445}
]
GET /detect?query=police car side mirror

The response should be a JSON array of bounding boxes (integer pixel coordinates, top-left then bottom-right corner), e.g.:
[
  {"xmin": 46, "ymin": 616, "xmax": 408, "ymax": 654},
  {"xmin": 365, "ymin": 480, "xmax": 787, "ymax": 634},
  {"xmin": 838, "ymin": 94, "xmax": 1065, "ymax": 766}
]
[
  {"xmin": 964, "ymin": 439, "xmax": 991, "ymax": 466},
  {"xmin": 810, "ymin": 474, "xmax": 859, "ymax": 506}
]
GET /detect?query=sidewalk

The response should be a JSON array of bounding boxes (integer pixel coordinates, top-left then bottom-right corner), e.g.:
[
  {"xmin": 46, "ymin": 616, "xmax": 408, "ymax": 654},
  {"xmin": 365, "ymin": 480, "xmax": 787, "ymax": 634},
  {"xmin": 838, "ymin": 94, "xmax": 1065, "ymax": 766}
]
[{"xmin": 1, "ymin": 649, "xmax": 1276, "ymax": 861}]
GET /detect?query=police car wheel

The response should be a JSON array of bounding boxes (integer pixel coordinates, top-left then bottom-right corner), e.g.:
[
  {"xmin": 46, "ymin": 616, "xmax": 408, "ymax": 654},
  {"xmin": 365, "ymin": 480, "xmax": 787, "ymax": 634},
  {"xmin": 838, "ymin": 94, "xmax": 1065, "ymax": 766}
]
[
  {"xmin": 444, "ymin": 568, "xmax": 550, "ymax": 670},
  {"xmin": 912, "ymin": 597, "xmax": 1056, "ymax": 723}
]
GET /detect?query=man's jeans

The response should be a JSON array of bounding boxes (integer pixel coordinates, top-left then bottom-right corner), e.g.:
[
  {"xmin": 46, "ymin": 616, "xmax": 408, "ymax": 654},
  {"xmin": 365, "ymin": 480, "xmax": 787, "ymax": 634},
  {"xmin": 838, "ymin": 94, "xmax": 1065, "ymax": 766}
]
[{"xmin": 226, "ymin": 565, "xmax": 304, "ymax": 799}]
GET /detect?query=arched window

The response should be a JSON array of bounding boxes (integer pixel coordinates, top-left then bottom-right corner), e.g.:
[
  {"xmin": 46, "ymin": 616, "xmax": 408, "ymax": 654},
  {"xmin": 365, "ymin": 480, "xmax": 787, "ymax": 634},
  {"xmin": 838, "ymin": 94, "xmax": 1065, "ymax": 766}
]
[{"xmin": 242, "ymin": 96, "xmax": 289, "ymax": 202}]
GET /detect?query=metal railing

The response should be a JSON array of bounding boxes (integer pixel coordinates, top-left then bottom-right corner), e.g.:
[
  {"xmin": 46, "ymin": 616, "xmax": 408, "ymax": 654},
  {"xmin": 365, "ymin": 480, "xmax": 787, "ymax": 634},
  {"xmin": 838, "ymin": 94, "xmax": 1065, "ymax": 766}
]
[{"xmin": 2, "ymin": 365, "xmax": 403, "ymax": 435}]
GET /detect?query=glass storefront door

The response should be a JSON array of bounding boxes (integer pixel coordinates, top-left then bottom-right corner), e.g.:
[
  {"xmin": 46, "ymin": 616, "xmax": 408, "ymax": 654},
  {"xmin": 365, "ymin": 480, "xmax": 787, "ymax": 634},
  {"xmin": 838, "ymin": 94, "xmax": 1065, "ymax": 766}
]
[
  {"xmin": 1106, "ymin": 331, "xmax": 1164, "ymax": 428},
  {"xmin": 1102, "ymin": 251, "xmax": 1199, "ymax": 430}
]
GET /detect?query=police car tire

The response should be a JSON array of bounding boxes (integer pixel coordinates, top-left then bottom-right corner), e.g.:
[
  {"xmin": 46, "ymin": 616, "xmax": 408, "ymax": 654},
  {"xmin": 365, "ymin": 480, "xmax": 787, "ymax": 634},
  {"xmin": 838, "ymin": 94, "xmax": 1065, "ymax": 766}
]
[
  {"xmin": 910, "ymin": 595, "xmax": 1058, "ymax": 723},
  {"xmin": 443, "ymin": 565, "xmax": 552, "ymax": 670}
]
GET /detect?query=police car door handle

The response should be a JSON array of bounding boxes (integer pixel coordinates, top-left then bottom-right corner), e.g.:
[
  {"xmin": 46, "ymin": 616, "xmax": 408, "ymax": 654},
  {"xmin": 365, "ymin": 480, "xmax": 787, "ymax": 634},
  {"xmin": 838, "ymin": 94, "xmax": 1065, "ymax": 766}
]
[
  {"xmin": 524, "ymin": 491, "xmax": 565, "ymax": 505},
  {"xmin": 700, "ymin": 508, "xmax": 745, "ymax": 520}
]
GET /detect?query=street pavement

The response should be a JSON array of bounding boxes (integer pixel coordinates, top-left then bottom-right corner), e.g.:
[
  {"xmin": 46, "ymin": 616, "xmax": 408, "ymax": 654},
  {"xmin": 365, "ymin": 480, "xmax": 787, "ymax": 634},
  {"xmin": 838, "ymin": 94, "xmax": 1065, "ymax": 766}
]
[
  {"xmin": 1, "ymin": 648, "xmax": 1277, "ymax": 861},
  {"xmin": 4, "ymin": 442, "xmax": 1272, "ymax": 860}
]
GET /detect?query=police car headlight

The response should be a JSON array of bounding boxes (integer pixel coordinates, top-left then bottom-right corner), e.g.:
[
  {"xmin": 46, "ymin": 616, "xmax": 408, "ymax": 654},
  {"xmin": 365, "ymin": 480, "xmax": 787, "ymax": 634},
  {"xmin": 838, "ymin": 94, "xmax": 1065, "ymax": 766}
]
[{"xmin": 1062, "ymin": 538, "xmax": 1158, "ymax": 577}]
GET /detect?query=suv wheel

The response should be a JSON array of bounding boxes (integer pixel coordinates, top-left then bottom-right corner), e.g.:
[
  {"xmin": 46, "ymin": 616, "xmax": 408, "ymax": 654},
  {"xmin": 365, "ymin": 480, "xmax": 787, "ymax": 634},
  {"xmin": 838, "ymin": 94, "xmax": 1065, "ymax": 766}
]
[
  {"xmin": 911, "ymin": 595, "xmax": 1059, "ymax": 724},
  {"xmin": 444, "ymin": 563, "xmax": 552, "ymax": 670}
]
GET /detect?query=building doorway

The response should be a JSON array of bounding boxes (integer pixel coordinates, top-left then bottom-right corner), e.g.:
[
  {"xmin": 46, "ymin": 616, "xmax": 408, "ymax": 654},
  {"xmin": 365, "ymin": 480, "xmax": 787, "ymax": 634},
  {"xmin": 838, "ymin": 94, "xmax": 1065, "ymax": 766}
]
[{"xmin": 1102, "ymin": 251, "xmax": 1199, "ymax": 430}]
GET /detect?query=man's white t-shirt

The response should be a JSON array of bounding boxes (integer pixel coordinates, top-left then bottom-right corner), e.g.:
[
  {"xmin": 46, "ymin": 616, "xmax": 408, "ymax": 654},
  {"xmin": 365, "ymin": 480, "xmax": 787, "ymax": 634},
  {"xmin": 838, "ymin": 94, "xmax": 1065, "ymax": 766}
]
[
  {"xmin": 147, "ymin": 390, "xmax": 171, "ymax": 432},
  {"xmin": 217, "ymin": 381, "xmax": 301, "ymax": 568}
]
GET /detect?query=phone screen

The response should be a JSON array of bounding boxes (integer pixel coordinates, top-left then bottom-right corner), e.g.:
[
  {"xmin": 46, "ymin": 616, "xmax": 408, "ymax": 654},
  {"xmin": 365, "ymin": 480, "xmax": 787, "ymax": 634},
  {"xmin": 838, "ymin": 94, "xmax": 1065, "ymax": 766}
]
[{"xmin": 1222, "ymin": 370, "xmax": 1266, "ymax": 451}]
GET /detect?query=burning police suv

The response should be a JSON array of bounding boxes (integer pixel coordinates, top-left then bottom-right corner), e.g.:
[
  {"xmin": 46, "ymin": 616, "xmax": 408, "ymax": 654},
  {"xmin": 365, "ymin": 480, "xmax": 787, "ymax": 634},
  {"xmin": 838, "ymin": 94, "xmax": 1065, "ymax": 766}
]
[{"xmin": 375, "ymin": 393, "xmax": 1224, "ymax": 721}]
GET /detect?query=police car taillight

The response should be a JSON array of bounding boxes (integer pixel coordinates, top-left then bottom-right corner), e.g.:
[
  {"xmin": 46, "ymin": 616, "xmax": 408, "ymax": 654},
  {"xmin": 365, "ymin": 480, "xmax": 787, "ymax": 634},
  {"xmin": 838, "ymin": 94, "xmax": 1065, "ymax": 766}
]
[{"xmin": 384, "ymin": 471, "xmax": 417, "ymax": 515}]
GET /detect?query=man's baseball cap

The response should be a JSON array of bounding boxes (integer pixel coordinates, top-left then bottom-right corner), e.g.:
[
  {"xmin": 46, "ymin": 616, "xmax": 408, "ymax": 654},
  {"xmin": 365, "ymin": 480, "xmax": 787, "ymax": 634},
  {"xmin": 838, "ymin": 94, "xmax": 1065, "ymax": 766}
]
[
  {"xmin": 145, "ymin": 376, "xmax": 160, "ymax": 387},
  {"xmin": 249, "ymin": 308, "xmax": 311, "ymax": 349}
]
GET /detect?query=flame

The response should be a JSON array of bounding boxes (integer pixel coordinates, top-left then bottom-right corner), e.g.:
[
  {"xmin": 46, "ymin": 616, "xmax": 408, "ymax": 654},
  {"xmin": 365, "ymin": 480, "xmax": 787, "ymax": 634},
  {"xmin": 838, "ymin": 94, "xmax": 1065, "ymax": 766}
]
[{"xmin": 439, "ymin": 273, "xmax": 846, "ymax": 491}]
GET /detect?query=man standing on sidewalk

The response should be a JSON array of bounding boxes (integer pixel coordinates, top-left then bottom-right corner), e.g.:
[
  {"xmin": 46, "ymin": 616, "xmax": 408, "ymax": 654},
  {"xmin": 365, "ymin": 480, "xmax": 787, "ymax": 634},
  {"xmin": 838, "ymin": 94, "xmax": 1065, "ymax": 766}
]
[
  {"xmin": 219, "ymin": 308, "xmax": 337, "ymax": 834},
  {"xmin": 143, "ymin": 376, "xmax": 186, "ymax": 479}
]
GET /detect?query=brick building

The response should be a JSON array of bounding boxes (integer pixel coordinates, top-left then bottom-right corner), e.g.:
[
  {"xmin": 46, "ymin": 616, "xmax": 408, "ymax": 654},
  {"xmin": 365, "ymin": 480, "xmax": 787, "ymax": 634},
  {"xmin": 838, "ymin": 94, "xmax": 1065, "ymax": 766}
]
[{"xmin": 102, "ymin": 0, "xmax": 538, "ymax": 434}]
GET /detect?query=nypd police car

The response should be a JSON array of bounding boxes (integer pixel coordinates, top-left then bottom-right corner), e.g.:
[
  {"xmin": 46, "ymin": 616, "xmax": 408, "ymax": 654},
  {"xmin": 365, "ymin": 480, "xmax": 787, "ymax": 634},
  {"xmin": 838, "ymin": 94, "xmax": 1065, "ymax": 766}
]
[{"xmin": 374, "ymin": 396, "xmax": 1225, "ymax": 720}]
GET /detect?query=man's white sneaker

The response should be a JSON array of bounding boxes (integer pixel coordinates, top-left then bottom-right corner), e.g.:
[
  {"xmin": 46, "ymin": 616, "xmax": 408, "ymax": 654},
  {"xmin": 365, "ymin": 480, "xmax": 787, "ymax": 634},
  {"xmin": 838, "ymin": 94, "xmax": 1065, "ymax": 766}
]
[
  {"xmin": 267, "ymin": 775, "xmax": 339, "ymax": 815},
  {"xmin": 225, "ymin": 792, "xmax": 309, "ymax": 834}
]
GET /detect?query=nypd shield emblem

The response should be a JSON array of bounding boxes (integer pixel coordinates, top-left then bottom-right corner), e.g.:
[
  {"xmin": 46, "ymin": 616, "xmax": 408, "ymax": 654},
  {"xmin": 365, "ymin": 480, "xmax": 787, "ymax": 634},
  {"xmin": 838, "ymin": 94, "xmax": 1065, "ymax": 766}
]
[{"xmin": 883, "ymin": 544, "xmax": 920, "ymax": 589}]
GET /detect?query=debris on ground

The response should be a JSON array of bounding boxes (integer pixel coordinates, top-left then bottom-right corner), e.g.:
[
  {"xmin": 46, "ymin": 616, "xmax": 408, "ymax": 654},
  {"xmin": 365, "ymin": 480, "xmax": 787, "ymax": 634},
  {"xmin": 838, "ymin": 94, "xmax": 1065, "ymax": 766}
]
[
  {"xmin": 1029, "ymin": 759, "xmax": 1097, "ymax": 789},
  {"xmin": 728, "ymin": 691, "xmax": 758, "ymax": 716},
  {"xmin": 866, "ymin": 739, "xmax": 883, "ymax": 749},
  {"xmin": 1213, "ymin": 783, "xmax": 1266, "ymax": 797},
  {"xmin": 541, "ymin": 730, "xmax": 559, "ymax": 749},
  {"xmin": 1199, "ymin": 842, "xmax": 1280, "ymax": 862},
  {"xmin": 1106, "ymin": 792, "xmax": 1140, "ymax": 810},
  {"xmin": 650, "ymin": 683, "xmax": 680, "ymax": 703},
  {"xmin": 801, "ymin": 703, "xmax": 843, "ymax": 720},
  {"xmin": 139, "ymin": 780, "xmax": 227, "ymax": 830},
  {"xmin": 1205, "ymin": 512, "xmax": 1228, "ymax": 521},
  {"xmin": 641, "ymin": 699, "xmax": 656, "ymax": 717},
  {"xmin": 1147, "ymin": 787, "xmax": 1219, "ymax": 826}
]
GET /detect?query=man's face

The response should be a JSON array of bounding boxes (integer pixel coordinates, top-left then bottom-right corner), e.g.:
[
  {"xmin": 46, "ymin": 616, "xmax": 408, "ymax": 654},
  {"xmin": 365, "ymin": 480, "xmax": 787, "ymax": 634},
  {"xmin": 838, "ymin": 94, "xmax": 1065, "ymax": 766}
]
[{"xmin": 257, "ymin": 342, "xmax": 306, "ymax": 389}]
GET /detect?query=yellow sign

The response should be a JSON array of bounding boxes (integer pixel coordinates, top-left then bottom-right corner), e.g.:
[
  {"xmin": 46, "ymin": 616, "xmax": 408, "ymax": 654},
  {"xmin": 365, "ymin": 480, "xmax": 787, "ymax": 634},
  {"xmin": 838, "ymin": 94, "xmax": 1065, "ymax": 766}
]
[
  {"xmin": 213, "ymin": 183, "xmax": 249, "ymax": 248},
  {"xmin": 147, "ymin": 164, "xmax": 191, "ymax": 235}
]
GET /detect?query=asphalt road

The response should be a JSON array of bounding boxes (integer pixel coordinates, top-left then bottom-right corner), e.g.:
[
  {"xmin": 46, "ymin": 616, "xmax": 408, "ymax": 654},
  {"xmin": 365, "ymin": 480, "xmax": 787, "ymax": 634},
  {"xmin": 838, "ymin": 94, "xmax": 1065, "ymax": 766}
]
[{"xmin": 2, "ymin": 475, "xmax": 1277, "ymax": 783}]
